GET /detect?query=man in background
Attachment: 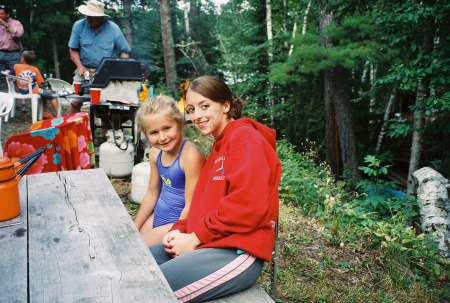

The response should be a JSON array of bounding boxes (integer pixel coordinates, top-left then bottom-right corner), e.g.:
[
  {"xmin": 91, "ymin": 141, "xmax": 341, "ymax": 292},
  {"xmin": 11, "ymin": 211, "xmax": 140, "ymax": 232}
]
[
  {"xmin": 68, "ymin": 0, "xmax": 131, "ymax": 114},
  {"xmin": 0, "ymin": 4, "xmax": 24, "ymax": 92}
]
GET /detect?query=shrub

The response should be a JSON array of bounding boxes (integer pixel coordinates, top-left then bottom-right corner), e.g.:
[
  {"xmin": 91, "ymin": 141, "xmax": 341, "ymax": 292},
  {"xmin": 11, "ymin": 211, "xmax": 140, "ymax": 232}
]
[
  {"xmin": 277, "ymin": 138, "xmax": 339, "ymax": 216},
  {"xmin": 277, "ymin": 140, "xmax": 450, "ymax": 282}
]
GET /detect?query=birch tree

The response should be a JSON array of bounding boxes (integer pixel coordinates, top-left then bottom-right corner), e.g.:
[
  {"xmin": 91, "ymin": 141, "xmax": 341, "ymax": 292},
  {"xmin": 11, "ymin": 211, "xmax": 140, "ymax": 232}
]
[
  {"xmin": 266, "ymin": 0, "xmax": 275, "ymax": 128},
  {"xmin": 406, "ymin": 7, "xmax": 433, "ymax": 195}
]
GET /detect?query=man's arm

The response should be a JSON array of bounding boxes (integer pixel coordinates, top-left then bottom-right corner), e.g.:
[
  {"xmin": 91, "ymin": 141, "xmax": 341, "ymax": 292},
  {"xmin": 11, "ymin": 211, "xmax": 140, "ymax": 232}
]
[
  {"xmin": 0, "ymin": 19, "xmax": 23, "ymax": 38},
  {"xmin": 120, "ymin": 53, "xmax": 129, "ymax": 58},
  {"xmin": 69, "ymin": 48, "xmax": 86, "ymax": 77}
]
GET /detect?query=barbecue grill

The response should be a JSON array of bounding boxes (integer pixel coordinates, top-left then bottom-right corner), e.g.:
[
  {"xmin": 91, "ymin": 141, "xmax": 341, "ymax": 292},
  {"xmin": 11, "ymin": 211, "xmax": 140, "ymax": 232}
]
[{"xmin": 79, "ymin": 58, "xmax": 143, "ymax": 104}]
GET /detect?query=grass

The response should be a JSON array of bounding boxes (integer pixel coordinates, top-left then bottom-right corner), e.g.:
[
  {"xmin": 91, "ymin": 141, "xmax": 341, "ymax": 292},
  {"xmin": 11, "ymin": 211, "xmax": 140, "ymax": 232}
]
[{"xmin": 257, "ymin": 201, "xmax": 449, "ymax": 303}]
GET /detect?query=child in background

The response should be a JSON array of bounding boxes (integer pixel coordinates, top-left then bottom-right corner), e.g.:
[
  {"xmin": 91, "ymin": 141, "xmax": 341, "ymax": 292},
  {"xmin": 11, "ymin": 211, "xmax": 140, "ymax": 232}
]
[
  {"xmin": 8, "ymin": 50, "xmax": 58, "ymax": 118},
  {"xmin": 134, "ymin": 95, "xmax": 205, "ymax": 246}
]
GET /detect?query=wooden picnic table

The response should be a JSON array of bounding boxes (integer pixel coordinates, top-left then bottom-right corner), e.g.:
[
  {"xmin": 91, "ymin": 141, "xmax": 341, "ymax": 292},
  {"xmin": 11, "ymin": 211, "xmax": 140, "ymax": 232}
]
[{"xmin": 0, "ymin": 168, "xmax": 177, "ymax": 303}]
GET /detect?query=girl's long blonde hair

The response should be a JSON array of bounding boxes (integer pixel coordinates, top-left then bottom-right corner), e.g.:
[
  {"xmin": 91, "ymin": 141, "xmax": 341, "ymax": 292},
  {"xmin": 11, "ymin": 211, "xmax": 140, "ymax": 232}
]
[{"xmin": 136, "ymin": 94, "xmax": 185, "ymax": 133}]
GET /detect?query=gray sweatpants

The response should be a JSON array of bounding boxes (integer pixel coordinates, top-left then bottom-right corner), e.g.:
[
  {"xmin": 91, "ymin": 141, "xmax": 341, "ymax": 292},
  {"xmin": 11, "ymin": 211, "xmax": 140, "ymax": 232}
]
[{"xmin": 149, "ymin": 244, "xmax": 264, "ymax": 303}]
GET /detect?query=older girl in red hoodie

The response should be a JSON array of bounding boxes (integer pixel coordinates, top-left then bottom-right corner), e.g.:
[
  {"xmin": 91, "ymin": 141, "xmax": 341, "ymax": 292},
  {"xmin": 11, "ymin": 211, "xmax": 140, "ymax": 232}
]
[{"xmin": 149, "ymin": 76, "xmax": 282, "ymax": 302}]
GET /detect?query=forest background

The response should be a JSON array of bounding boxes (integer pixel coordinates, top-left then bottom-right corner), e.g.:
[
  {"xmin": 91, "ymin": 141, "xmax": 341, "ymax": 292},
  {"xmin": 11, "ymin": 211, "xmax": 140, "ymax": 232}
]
[{"xmin": 3, "ymin": 0, "xmax": 450, "ymax": 302}]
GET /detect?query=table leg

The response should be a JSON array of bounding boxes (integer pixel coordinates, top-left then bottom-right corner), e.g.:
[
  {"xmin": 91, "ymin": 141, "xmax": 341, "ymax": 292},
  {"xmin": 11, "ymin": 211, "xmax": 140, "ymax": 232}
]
[{"xmin": 89, "ymin": 104, "xmax": 96, "ymax": 143}]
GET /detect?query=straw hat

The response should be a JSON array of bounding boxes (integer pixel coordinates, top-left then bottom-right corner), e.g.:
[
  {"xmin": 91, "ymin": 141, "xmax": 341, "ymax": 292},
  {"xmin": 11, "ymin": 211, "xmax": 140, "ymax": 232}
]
[{"xmin": 78, "ymin": 0, "xmax": 109, "ymax": 17}]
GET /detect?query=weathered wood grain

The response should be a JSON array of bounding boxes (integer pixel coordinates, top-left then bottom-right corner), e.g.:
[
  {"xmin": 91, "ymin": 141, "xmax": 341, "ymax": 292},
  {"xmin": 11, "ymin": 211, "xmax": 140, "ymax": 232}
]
[
  {"xmin": 205, "ymin": 283, "xmax": 275, "ymax": 303},
  {"xmin": 27, "ymin": 169, "xmax": 177, "ymax": 302},
  {"xmin": 0, "ymin": 178, "xmax": 28, "ymax": 303}
]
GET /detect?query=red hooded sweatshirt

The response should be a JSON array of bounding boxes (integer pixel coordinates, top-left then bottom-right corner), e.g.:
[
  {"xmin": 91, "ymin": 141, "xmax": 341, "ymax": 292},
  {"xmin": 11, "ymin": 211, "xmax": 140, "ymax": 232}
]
[{"xmin": 171, "ymin": 118, "xmax": 282, "ymax": 262}]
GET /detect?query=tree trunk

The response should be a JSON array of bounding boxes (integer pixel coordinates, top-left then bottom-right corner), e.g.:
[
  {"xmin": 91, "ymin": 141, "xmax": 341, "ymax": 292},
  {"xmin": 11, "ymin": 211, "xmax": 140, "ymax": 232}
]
[
  {"xmin": 122, "ymin": 0, "xmax": 133, "ymax": 48},
  {"xmin": 320, "ymin": 10, "xmax": 360, "ymax": 180},
  {"xmin": 266, "ymin": 0, "xmax": 275, "ymax": 128},
  {"xmin": 51, "ymin": 34, "xmax": 60, "ymax": 79},
  {"xmin": 375, "ymin": 85, "xmax": 397, "ymax": 153},
  {"xmin": 302, "ymin": 1, "xmax": 311, "ymax": 35},
  {"xmin": 184, "ymin": 3, "xmax": 190, "ymax": 35},
  {"xmin": 323, "ymin": 69, "xmax": 341, "ymax": 176},
  {"xmin": 413, "ymin": 167, "xmax": 450, "ymax": 260},
  {"xmin": 29, "ymin": 6, "xmax": 34, "ymax": 32},
  {"xmin": 288, "ymin": 22, "xmax": 297, "ymax": 58},
  {"xmin": 407, "ymin": 17, "xmax": 434, "ymax": 195},
  {"xmin": 283, "ymin": 0, "xmax": 288, "ymax": 51},
  {"xmin": 266, "ymin": 0, "xmax": 273, "ymax": 63},
  {"xmin": 320, "ymin": 11, "xmax": 340, "ymax": 176},
  {"xmin": 334, "ymin": 65, "xmax": 360, "ymax": 181},
  {"xmin": 160, "ymin": 0, "xmax": 178, "ymax": 91},
  {"xmin": 358, "ymin": 61, "xmax": 369, "ymax": 98},
  {"xmin": 288, "ymin": 1, "xmax": 310, "ymax": 57},
  {"xmin": 189, "ymin": 0, "xmax": 197, "ymax": 37}
]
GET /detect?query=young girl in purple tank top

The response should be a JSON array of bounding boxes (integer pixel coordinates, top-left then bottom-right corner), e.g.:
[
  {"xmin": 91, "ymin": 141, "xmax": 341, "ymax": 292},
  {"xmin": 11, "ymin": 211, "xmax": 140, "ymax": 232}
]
[{"xmin": 134, "ymin": 95, "xmax": 205, "ymax": 246}]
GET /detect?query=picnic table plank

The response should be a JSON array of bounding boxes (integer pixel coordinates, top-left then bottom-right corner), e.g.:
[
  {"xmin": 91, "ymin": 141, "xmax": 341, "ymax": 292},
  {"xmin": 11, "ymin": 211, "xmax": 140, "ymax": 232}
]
[
  {"xmin": 27, "ymin": 169, "xmax": 177, "ymax": 302},
  {"xmin": 205, "ymin": 283, "xmax": 275, "ymax": 303},
  {"xmin": 0, "ymin": 178, "xmax": 28, "ymax": 303}
]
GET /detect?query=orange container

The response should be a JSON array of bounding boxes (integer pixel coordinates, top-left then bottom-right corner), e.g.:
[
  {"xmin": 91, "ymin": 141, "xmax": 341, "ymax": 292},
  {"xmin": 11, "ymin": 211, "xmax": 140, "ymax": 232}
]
[
  {"xmin": 0, "ymin": 147, "xmax": 46, "ymax": 221},
  {"xmin": 0, "ymin": 158, "xmax": 21, "ymax": 221}
]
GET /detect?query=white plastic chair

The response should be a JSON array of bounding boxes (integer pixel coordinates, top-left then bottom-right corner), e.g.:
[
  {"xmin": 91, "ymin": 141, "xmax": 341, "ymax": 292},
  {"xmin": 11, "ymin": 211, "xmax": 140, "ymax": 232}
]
[
  {"xmin": 0, "ymin": 92, "xmax": 13, "ymax": 157},
  {"xmin": 47, "ymin": 78, "xmax": 75, "ymax": 97},
  {"xmin": 3, "ymin": 72, "xmax": 44, "ymax": 124},
  {"xmin": 47, "ymin": 78, "xmax": 74, "ymax": 95},
  {"xmin": 48, "ymin": 78, "xmax": 77, "ymax": 114}
]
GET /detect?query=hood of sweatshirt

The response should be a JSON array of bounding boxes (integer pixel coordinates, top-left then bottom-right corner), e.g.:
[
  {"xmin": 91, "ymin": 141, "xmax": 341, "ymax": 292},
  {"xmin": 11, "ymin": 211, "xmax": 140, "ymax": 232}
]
[{"xmin": 214, "ymin": 118, "xmax": 277, "ymax": 151}]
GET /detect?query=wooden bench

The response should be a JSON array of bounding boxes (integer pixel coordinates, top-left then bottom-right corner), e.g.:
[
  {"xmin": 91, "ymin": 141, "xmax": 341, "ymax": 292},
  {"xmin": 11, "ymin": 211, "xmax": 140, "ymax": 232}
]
[{"xmin": 205, "ymin": 283, "xmax": 275, "ymax": 302}]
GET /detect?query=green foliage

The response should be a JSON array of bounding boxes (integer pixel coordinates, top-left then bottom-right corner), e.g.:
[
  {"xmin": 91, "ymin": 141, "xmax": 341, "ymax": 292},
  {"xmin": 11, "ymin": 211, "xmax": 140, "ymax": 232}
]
[
  {"xmin": 372, "ymin": 0, "xmax": 450, "ymax": 158},
  {"xmin": 277, "ymin": 138, "xmax": 336, "ymax": 213},
  {"xmin": 358, "ymin": 155, "xmax": 389, "ymax": 176},
  {"xmin": 128, "ymin": 202, "xmax": 140, "ymax": 217},
  {"xmin": 353, "ymin": 155, "xmax": 417, "ymax": 220},
  {"xmin": 181, "ymin": 124, "xmax": 213, "ymax": 157},
  {"xmin": 278, "ymin": 141, "xmax": 449, "ymax": 283},
  {"xmin": 387, "ymin": 118, "xmax": 413, "ymax": 138}
]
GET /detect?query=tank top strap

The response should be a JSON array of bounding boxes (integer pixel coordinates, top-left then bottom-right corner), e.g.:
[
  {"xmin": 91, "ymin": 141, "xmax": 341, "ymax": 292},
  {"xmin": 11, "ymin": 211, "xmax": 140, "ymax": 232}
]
[
  {"xmin": 178, "ymin": 139, "xmax": 188, "ymax": 158},
  {"xmin": 156, "ymin": 139, "xmax": 188, "ymax": 166},
  {"xmin": 157, "ymin": 149, "xmax": 162, "ymax": 164}
]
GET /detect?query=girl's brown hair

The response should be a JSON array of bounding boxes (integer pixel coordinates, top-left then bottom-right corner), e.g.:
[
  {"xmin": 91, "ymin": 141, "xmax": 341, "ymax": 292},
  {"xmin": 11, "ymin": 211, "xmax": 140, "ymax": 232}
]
[{"xmin": 185, "ymin": 76, "xmax": 243, "ymax": 120}]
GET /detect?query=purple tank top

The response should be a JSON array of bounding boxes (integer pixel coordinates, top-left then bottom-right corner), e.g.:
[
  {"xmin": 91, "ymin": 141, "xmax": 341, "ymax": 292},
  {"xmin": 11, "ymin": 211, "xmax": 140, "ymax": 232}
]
[{"xmin": 153, "ymin": 139, "xmax": 187, "ymax": 228}]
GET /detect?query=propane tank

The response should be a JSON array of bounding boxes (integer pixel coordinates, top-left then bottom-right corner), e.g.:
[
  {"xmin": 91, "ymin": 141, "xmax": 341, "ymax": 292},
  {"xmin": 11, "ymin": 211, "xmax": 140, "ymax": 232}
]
[
  {"xmin": 99, "ymin": 129, "xmax": 134, "ymax": 178},
  {"xmin": 130, "ymin": 162, "xmax": 151, "ymax": 204}
]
